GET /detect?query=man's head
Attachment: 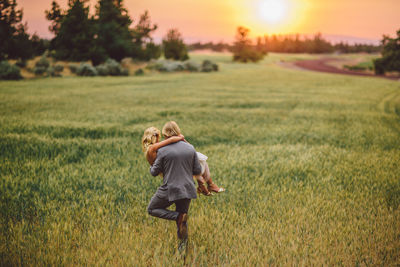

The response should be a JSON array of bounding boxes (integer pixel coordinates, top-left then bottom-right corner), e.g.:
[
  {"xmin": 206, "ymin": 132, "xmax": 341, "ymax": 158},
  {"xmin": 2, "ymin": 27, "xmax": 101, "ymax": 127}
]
[{"xmin": 162, "ymin": 121, "xmax": 181, "ymax": 139}]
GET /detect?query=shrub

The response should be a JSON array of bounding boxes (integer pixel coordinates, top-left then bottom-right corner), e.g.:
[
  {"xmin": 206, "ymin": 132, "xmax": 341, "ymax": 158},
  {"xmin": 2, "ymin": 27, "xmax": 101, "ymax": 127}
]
[
  {"xmin": 121, "ymin": 57, "xmax": 132, "ymax": 68},
  {"xmin": 47, "ymin": 66, "xmax": 55, "ymax": 77},
  {"xmin": 147, "ymin": 60, "xmax": 186, "ymax": 72},
  {"xmin": 121, "ymin": 68, "xmax": 129, "ymax": 76},
  {"xmin": 105, "ymin": 59, "xmax": 123, "ymax": 76},
  {"xmin": 146, "ymin": 61, "xmax": 164, "ymax": 71},
  {"xmin": 34, "ymin": 66, "xmax": 47, "ymax": 75},
  {"xmin": 0, "ymin": 61, "xmax": 22, "ymax": 80},
  {"xmin": 45, "ymin": 66, "xmax": 62, "ymax": 77},
  {"xmin": 15, "ymin": 59, "xmax": 27, "ymax": 68},
  {"xmin": 69, "ymin": 64, "xmax": 79, "ymax": 74},
  {"xmin": 134, "ymin": 68, "xmax": 144, "ymax": 76},
  {"xmin": 94, "ymin": 59, "xmax": 129, "ymax": 76},
  {"xmin": 96, "ymin": 65, "xmax": 109, "ymax": 76},
  {"xmin": 76, "ymin": 63, "xmax": 98, "ymax": 76},
  {"xmin": 53, "ymin": 64, "xmax": 64, "ymax": 73},
  {"xmin": 201, "ymin": 60, "xmax": 219, "ymax": 72},
  {"xmin": 146, "ymin": 59, "xmax": 218, "ymax": 73},
  {"xmin": 164, "ymin": 61, "xmax": 185, "ymax": 72},
  {"xmin": 35, "ymin": 54, "xmax": 50, "ymax": 69},
  {"xmin": 373, "ymin": 58, "xmax": 387, "ymax": 75},
  {"xmin": 144, "ymin": 42, "xmax": 162, "ymax": 60},
  {"xmin": 233, "ymin": 47, "xmax": 264, "ymax": 63},
  {"xmin": 183, "ymin": 61, "xmax": 200, "ymax": 72}
]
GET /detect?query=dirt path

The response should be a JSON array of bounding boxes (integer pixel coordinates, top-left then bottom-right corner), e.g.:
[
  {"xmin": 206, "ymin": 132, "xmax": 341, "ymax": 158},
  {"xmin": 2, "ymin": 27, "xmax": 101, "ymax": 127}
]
[{"xmin": 282, "ymin": 58, "xmax": 399, "ymax": 81}]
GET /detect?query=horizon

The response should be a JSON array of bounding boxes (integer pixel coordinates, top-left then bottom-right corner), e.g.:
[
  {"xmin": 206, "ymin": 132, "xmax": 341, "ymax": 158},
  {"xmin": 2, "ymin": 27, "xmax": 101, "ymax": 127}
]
[{"xmin": 16, "ymin": 0, "xmax": 400, "ymax": 45}]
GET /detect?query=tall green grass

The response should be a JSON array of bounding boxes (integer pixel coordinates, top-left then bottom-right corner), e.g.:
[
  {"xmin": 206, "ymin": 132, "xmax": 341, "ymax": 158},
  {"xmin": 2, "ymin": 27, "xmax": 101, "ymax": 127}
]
[{"xmin": 1, "ymin": 53, "xmax": 400, "ymax": 265}]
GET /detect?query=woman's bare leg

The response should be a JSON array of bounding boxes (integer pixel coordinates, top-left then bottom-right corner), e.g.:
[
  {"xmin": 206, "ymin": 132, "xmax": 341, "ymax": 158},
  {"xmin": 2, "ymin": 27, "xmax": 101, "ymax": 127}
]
[{"xmin": 202, "ymin": 163, "xmax": 211, "ymax": 182}]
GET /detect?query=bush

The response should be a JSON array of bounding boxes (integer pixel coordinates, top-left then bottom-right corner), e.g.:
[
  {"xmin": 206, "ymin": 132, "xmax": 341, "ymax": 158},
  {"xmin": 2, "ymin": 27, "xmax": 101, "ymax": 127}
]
[
  {"xmin": 121, "ymin": 58, "xmax": 132, "ymax": 68},
  {"xmin": 34, "ymin": 66, "xmax": 47, "ymax": 75},
  {"xmin": 0, "ymin": 61, "xmax": 22, "ymax": 80},
  {"xmin": 146, "ymin": 59, "xmax": 218, "ymax": 73},
  {"xmin": 45, "ymin": 66, "xmax": 56, "ymax": 77},
  {"xmin": 35, "ymin": 54, "xmax": 50, "ymax": 69},
  {"xmin": 233, "ymin": 48, "xmax": 264, "ymax": 63},
  {"xmin": 134, "ymin": 68, "xmax": 144, "ymax": 76},
  {"xmin": 183, "ymin": 61, "xmax": 200, "ymax": 72},
  {"xmin": 121, "ymin": 68, "xmax": 129, "ymax": 76},
  {"xmin": 53, "ymin": 64, "xmax": 64, "ymax": 73},
  {"xmin": 147, "ymin": 60, "xmax": 186, "ymax": 72},
  {"xmin": 105, "ymin": 59, "xmax": 123, "ymax": 76},
  {"xmin": 144, "ymin": 42, "xmax": 162, "ymax": 60},
  {"xmin": 147, "ymin": 60, "xmax": 217, "ymax": 73},
  {"xmin": 94, "ymin": 59, "xmax": 129, "ymax": 76},
  {"xmin": 15, "ymin": 59, "xmax": 27, "ymax": 68},
  {"xmin": 76, "ymin": 63, "xmax": 98, "ymax": 76},
  {"xmin": 164, "ymin": 61, "xmax": 185, "ymax": 72},
  {"xmin": 33, "ymin": 53, "xmax": 51, "ymax": 76},
  {"xmin": 146, "ymin": 61, "xmax": 164, "ymax": 71},
  {"xmin": 96, "ymin": 65, "xmax": 109, "ymax": 76},
  {"xmin": 373, "ymin": 58, "xmax": 386, "ymax": 75},
  {"xmin": 201, "ymin": 60, "xmax": 219, "ymax": 72},
  {"xmin": 69, "ymin": 64, "xmax": 79, "ymax": 74}
]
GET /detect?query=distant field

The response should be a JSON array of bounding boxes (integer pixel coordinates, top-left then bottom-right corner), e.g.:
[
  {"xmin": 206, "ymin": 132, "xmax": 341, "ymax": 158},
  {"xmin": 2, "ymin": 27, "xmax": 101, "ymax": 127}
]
[{"xmin": 1, "ymin": 53, "xmax": 400, "ymax": 266}]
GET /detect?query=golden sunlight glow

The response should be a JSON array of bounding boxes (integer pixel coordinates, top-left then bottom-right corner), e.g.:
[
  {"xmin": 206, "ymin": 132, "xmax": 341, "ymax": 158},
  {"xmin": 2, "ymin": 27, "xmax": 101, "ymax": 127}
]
[
  {"xmin": 259, "ymin": 0, "xmax": 288, "ymax": 24},
  {"xmin": 236, "ymin": 0, "xmax": 311, "ymax": 37}
]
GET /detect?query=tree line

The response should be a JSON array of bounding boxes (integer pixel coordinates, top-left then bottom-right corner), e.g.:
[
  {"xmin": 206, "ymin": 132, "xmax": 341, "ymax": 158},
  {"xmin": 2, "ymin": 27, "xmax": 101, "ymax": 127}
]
[
  {"xmin": 0, "ymin": 0, "xmax": 189, "ymax": 65},
  {"xmin": 231, "ymin": 26, "xmax": 383, "ymax": 63},
  {"xmin": 190, "ymin": 31, "xmax": 381, "ymax": 55},
  {"xmin": 45, "ymin": 0, "xmax": 189, "ymax": 64}
]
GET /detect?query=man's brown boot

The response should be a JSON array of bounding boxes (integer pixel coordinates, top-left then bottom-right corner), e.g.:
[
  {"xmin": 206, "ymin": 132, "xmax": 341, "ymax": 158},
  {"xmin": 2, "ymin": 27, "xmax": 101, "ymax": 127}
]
[{"xmin": 176, "ymin": 213, "xmax": 188, "ymax": 240}]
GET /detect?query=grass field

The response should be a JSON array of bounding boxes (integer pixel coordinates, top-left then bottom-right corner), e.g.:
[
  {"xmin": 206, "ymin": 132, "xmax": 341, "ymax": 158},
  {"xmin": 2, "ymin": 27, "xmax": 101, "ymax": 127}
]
[{"xmin": 1, "ymin": 53, "xmax": 400, "ymax": 266}]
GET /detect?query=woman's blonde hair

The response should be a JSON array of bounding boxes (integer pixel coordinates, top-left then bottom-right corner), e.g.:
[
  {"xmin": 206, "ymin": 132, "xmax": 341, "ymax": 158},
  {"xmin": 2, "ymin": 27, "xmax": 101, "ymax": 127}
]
[
  {"xmin": 162, "ymin": 121, "xmax": 181, "ymax": 138},
  {"xmin": 141, "ymin": 127, "xmax": 161, "ymax": 153}
]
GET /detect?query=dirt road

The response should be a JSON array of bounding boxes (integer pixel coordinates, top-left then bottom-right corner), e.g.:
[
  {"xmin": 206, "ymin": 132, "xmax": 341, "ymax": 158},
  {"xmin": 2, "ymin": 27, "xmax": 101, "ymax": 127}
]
[{"xmin": 288, "ymin": 58, "xmax": 398, "ymax": 80}]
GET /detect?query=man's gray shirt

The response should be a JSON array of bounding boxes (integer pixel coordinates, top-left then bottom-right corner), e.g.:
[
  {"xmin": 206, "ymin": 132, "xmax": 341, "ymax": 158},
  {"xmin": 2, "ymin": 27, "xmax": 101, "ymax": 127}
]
[{"xmin": 150, "ymin": 141, "xmax": 202, "ymax": 201}]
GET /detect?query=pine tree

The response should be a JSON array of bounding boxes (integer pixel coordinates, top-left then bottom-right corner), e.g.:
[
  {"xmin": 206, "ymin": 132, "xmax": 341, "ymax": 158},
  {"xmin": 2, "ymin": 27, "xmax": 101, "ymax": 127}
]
[
  {"xmin": 131, "ymin": 10, "xmax": 160, "ymax": 60},
  {"xmin": 0, "ymin": 0, "xmax": 33, "ymax": 60},
  {"xmin": 93, "ymin": 0, "xmax": 132, "ymax": 64},
  {"xmin": 232, "ymin": 26, "xmax": 263, "ymax": 63},
  {"xmin": 51, "ymin": 0, "xmax": 94, "ymax": 61},
  {"xmin": 162, "ymin": 28, "xmax": 189, "ymax": 61}
]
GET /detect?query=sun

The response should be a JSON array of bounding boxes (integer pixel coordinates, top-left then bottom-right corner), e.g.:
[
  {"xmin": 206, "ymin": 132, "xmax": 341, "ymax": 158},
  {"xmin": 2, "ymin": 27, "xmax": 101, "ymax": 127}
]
[{"xmin": 258, "ymin": 0, "xmax": 288, "ymax": 24}]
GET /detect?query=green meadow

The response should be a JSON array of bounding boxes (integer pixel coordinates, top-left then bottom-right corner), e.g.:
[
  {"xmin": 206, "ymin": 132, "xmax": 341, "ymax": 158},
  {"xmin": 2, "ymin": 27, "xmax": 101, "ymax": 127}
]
[{"xmin": 1, "ymin": 53, "xmax": 399, "ymax": 266}]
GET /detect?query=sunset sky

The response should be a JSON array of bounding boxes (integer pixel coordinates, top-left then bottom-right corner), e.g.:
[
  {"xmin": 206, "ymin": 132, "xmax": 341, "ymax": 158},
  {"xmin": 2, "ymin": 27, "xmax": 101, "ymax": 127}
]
[{"xmin": 17, "ymin": 0, "xmax": 400, "ymax": 43}]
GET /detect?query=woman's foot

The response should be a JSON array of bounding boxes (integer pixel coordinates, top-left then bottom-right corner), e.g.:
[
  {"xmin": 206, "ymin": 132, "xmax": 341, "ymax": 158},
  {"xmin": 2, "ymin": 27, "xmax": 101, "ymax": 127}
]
[
  {"xmin": 208, "ymin": 183, "xmax": 225, "ymax": 193},
  {"xmin": 197, "ymin": 182, "xmax": 211, "ymax": 196}
]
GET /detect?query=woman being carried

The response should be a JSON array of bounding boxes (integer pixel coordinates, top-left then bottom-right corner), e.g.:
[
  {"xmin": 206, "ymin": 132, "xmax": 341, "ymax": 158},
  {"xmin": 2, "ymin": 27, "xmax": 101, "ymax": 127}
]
[{"xmin": 141, "ymin": 124, "xmax": 224, "ymax": 196}]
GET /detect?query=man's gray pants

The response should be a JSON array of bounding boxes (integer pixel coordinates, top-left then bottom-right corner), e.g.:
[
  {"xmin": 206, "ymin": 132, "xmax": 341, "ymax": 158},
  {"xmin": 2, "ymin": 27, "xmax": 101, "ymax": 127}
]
[{"xmin": 147, "ymin": 192, "xmax": 191, "ymax": 221}]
